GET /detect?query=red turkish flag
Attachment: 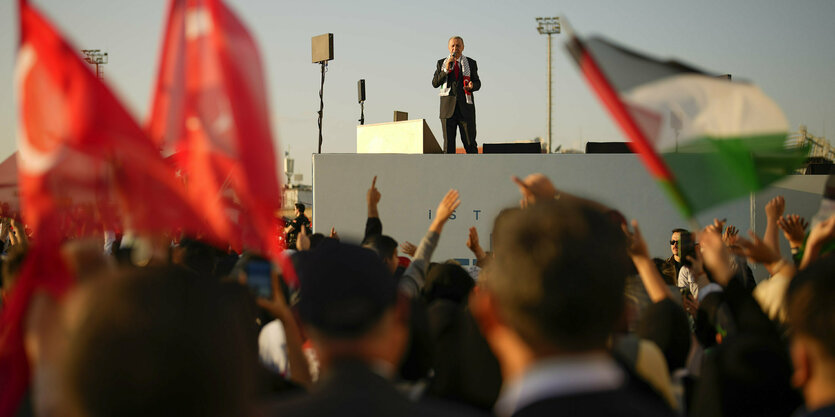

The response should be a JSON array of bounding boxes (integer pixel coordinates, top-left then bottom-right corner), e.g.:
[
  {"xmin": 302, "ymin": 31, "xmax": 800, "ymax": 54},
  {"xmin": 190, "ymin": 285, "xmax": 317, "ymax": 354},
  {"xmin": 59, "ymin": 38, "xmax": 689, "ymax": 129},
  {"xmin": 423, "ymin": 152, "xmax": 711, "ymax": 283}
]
[
  {"xmin": 148, "ymin": 0, "xmax": 284, "ymax": 258},
  {"xmin": 1, "ymin": 3, "xmax": 208, "ymax": 414},
  {"xmin": 16, "ymin": 3, "xmax": 205, "ymax": 242}
]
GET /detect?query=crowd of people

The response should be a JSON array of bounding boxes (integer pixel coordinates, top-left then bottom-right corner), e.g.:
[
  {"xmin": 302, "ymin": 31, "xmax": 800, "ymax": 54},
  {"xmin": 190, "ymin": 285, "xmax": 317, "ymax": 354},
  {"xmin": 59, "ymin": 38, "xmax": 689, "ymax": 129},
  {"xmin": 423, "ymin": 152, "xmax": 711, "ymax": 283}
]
[{"xmin": 2, "ymin": 173, "xmax": 835, "ymax": 417}]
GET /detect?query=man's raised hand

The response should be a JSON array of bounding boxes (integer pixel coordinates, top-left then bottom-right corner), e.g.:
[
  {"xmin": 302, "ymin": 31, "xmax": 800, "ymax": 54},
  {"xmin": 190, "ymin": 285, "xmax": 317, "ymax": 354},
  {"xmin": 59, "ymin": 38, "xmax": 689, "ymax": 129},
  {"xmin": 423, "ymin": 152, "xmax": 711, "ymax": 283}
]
[
  {"xmin": 777, "ymin": 214, "xmax": 808, "ymax": 249},
  {"xmin": 367, "ymin": 175, "xmax": 381, "ymax": 218},
  {"xmin": 430, "ymin": 189, "xmax": 461, "ymax": 233}
]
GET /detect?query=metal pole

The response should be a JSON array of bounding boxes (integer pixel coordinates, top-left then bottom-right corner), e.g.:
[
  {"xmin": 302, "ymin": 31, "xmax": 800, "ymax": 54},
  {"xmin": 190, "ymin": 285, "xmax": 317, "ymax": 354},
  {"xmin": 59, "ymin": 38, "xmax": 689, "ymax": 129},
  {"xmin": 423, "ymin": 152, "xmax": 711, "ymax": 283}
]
[
  {"xmin": 547, "ymin": 33, "xmax": 552, "ymax": 154},
  {"xmin": 317, "ymin": 62, "xmax": 325, "ymax": 154}
]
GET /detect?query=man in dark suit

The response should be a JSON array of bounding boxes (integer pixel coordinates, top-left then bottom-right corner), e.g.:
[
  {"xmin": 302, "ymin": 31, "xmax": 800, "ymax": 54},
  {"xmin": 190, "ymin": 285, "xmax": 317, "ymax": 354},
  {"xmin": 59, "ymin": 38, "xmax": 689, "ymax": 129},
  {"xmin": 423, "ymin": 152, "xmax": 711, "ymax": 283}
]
[
  {"xmin": 263, "ymin": 240, "xmax": 483, "ymax": 417},
  {"xmin": 470, "ymin": 196, "xmax": 674, "ymax": 417},
  {"xmin": 432, "ymin": 36, "xmax": 480, "ymax": 154}
]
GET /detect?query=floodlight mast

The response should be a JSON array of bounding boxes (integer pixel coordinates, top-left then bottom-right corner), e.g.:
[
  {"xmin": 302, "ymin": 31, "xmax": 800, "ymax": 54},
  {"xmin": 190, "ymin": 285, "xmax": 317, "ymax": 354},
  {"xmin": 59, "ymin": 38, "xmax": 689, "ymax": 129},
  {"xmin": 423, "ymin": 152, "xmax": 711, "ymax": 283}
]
[
  {"xmin": 81, "ymin": 49, "xmax": 108, "ymax": 80},
  {"xmin": 535, "ymin": 17, "xmax": 560, "ymax": 153}
]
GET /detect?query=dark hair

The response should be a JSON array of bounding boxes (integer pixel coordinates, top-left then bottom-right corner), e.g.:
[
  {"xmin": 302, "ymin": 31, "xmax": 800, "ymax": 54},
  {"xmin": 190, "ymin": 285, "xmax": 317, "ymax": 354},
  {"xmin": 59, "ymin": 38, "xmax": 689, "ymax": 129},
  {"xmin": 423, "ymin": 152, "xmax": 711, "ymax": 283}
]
[
  {"xmin": 486, "ymin": 200, "xmax": 630, "ymax": 352},
  {"xmin": 296, "ymin": 241, "xmax": 397, "ymax": 338},
  {"xmin": 362, "ymin": 234, "xmax": 398, "ymax": 261},
  {"xmin": 423, "ymin": 262, "xmax": 475, "ymax": 304},
  {"xmin": 295, "ymin": 203, "xmax": 305, "ymax": 212},
  {"xmin": 176, "ymin": 238, "xmax": 224, "ymax": 280},
  {"xmin": 788, "ymin": 254, "xmax": 835, "ymax": 359},
  {"xmin": 64, "ymin": 266, "xmax": 256, "ymax": 417},
  {"xmin": 309, "ymin": 233, "xmax": 326, "ymax": 249},
  {"xmin": 637, "ymin": 299, "xmax": 692, "ymax": 370},
  {"xmin": 671, "ymin": 228, "xmax": 689, "ymax": 235}
]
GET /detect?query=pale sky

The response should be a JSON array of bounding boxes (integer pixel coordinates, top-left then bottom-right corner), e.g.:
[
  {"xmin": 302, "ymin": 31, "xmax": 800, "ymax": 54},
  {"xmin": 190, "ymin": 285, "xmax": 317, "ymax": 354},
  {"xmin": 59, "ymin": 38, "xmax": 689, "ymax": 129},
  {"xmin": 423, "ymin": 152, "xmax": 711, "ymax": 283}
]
[{"xmin": 1, "ymin": 0, "xmax": 834, "ymax": 183}]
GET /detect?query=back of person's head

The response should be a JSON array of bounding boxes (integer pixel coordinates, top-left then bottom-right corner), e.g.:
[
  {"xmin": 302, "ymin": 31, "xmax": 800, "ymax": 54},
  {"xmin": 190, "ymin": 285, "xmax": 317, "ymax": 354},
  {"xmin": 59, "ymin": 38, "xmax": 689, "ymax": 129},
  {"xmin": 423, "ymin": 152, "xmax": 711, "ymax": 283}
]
[
  {"xmin": 785, "ymin": 255, "xmax": 835, "ymax": 413},
  {"xmin": 788, "ymin": 254, "xmax": 835, "ymax": 369},
  {"xmin": 485, "ymin": 199, "xmax": 631, "ymax": 353},
  {"xmin": 694, "ymin": 292, "xmax": 736, "ymax": 349},
  {"xmin": 174, "ymin": 238, "xmax": 222, "ymax": 279},
  {"xmin": 63, "ymin": 265, "xmax": 256, "ymax": 417},
  {"xmin": 308, "ymin": 233, "xmax": 326, "ymax": 249},
  {"xmin": 361, "ymin": 234, "xmax": 398, "ymax": 261},
  {"xmin": 423, "ymin": 262, "xmax": 474, "ymax": 305},
  {"xmin": 296, "ymin": 239, "xmax": 397, "ymax": 339},
  {"xmin": 637, "ymin": 299, "xmax": 692, "ymax": 371}
]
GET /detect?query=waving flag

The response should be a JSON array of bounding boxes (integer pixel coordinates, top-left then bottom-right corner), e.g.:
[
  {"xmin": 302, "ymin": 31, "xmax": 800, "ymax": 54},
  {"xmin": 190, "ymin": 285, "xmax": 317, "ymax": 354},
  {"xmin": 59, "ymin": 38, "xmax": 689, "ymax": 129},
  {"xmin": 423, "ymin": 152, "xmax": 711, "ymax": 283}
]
[
  {"xmin": 2, "ymin": 3, "xmax": 207, "ymax": 414},
  {"xmin": 148, "ymin": 0, "xmax": 284, "ymax": 258},
  {"xmin": 567, "ymin": 33, "xmax": 807, "ymax": 218}
]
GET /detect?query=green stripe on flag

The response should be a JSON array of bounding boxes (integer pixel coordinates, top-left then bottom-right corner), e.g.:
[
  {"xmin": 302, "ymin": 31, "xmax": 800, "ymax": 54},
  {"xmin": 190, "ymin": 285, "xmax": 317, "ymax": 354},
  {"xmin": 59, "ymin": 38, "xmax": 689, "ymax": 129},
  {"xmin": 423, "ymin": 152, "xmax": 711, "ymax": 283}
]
[{"xmin": 662, "ymin": 133, "xmax": 808, "ymax": 215}]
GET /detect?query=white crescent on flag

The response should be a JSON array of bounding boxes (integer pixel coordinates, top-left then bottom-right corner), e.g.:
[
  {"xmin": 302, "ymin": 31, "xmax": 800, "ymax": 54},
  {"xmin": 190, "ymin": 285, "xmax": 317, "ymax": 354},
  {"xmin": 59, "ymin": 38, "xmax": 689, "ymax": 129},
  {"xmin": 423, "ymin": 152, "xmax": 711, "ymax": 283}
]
[{"xmin": 16, "ymin": 44, "xmax": 64, "ymax": 175}]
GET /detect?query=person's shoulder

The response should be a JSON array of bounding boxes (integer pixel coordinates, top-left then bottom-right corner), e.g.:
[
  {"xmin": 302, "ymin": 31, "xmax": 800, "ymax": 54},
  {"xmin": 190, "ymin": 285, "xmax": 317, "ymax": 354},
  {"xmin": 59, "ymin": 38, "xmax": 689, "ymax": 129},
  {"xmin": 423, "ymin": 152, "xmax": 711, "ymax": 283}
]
[{"xmin": 513, "ymin": 388, "xmax": 673, "ymax": 417}]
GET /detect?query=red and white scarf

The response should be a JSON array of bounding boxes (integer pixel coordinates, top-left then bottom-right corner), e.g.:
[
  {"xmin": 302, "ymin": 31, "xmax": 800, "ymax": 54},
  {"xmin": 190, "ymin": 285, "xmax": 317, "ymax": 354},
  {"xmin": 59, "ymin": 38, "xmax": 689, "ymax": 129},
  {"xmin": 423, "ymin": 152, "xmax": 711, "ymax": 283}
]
[{"xmin": 438, "ymin": 55, "xmax": 473, "ymax": 104}]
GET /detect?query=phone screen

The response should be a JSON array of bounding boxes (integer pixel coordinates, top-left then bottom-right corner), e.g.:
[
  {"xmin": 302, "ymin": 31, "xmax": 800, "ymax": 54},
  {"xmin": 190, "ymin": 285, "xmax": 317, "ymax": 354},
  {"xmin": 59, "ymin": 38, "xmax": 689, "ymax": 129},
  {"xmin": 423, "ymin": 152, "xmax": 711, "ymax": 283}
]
[{"xmin": 246, "ymin": 260, "xmax": 272, "ymax": 298}]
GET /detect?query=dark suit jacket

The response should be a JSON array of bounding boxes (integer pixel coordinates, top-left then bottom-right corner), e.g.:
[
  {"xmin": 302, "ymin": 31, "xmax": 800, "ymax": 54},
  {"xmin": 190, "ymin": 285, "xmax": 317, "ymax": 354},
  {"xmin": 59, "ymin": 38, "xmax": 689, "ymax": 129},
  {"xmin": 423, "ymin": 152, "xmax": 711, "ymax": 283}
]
[
  {"xmin": 432, "ymin": 57, "xmax": 480, "ymax": 119},
  {"xmin": 512, "ymin": 387, "xmax": 674, "ymax": 417},
  {"xmin": 263, "ymin": 360, "xmax": 485, "ymax": 417}
]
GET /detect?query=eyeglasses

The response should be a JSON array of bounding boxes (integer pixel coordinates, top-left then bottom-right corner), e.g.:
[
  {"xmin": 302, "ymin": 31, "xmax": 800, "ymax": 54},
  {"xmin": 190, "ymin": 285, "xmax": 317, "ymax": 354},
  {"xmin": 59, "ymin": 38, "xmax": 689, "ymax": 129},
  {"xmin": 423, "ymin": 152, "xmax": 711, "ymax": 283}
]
[{"xmin": 670, "ymin": 240, "xmax": 679, "ymax": 245}]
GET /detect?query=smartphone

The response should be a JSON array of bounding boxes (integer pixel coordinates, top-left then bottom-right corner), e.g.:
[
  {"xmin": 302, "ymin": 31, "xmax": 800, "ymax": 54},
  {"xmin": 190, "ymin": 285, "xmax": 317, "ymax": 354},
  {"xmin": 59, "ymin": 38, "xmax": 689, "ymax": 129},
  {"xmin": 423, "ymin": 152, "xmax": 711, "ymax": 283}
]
[
  {"xmin": 680, "ymin": 231, "xmax": 696, "ymax": 267},
  {"xmin": 245, "ymin": 259, "xmax": 272, "ymax": 299}
]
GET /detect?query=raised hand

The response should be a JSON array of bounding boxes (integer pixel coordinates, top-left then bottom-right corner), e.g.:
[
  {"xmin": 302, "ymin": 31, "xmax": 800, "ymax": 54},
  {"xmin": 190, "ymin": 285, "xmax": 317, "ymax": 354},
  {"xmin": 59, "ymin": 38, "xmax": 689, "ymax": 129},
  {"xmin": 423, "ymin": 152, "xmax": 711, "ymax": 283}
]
[
  {"xmin": 765, "ymin": 195, "xmax": 785, "ymax": 220},
  {"xmin": 430, "ymin": 189, "xmax": 461, "ymax": 233},
  {"xmin": 777, "ymin": 214, "xmax": 808, "ymax": 249},
  {"xmin": 367, "ymin": 176, "xmax": 381, "ymax": 218},
  {"xmin": 329, "ymin": 227, "xmax": 340, "ymax": 241},
  {"xmin": 466, "ymin": 226, "xmax": 487, "ymax": 263},
  {"xmin": 624, "ymin": 220, "xmax": 673, "ymax": 302},
  {"xmin": 512, "ymin": 174, "xmax": 558, "ymax": 207},
  {"xmin": 400, "ymin": 241, "xmax": 417, "ymax": 257},
  {"xmin": 723, "ymin": 225, "xmax": 740, "ymax": 247},
  {"xmin": 296, "ymin": 224, "xmax": 311, "ymax": 251},
  {"xmin": 698, "ymin": 226, "xmax": 732, "ymax": 286},
  {"xmin": 801, "ymin": 214, "xmax": 835, "ymax": 269},
  {"xmin": 622, "ymin": 220, "xmax": 650, "ymax": 260},
  {"xmin": 735, "ymin": 231, "xmax": 781, "ymax": 266},
  {"xmin": 367, "ymin": 176, "xmax": 381, "ymax": 206},
  {"xmin": 466, "ymin": 226, "xmax": 481, "ymax": 252}
]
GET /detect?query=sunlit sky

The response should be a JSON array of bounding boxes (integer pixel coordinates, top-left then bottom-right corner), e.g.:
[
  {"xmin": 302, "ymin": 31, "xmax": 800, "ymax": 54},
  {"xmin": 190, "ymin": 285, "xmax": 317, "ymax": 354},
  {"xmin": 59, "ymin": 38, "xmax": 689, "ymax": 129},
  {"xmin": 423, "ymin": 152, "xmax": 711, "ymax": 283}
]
[{"xmin": 1, "ymin": 0, "xmax": 834, "ymax": 183}]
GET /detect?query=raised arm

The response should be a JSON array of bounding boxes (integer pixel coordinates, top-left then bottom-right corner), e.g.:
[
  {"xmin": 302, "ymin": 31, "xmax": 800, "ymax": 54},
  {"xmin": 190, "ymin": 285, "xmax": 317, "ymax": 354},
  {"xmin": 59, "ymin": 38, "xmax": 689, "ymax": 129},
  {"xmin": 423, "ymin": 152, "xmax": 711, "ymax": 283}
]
[
  {"xmin": 800, "ymin": 214, "xmax": 835, "ymax": 270},
  {"xmin": 466, "ymin": 226, "xmax": 489, "ymax": 268},
  {"xmin": 432, "ymin": 59, "xmax": 448, "ymax": 88},
  {"xmin": 363, "ymin": 176, "xmax": 382, "ymax": 241},
  {"xmin": 254, "ymin": 266, "xmax": 313, "ymax": 388},
  {"xmin": 400, "ymin": 189, "xmax": 461, "ymax": 297},
  {"xmin": 763, "ymin": 196, "xmax": 785, "ymax": 257},
  {"xmin": 624, "ymin": 220, "xmax": 675, "ymax": 302}
]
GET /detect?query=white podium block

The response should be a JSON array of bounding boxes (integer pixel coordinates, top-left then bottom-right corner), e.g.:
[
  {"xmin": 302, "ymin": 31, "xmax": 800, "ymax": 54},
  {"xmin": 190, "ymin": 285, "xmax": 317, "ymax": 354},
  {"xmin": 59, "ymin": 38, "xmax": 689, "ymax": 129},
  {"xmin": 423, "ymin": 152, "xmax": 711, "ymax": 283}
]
[{"xmin": 357, "ymin": 119, "xmax": 442, "ymax": 154}]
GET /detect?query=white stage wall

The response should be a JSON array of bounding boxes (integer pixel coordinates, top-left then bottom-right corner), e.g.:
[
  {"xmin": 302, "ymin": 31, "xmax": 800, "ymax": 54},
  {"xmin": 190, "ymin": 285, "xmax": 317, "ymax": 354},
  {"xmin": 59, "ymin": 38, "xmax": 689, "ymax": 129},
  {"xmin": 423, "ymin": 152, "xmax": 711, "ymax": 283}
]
[{"xmin": 312, "ymin": 153, "xmax": 826, "ymax": 281}]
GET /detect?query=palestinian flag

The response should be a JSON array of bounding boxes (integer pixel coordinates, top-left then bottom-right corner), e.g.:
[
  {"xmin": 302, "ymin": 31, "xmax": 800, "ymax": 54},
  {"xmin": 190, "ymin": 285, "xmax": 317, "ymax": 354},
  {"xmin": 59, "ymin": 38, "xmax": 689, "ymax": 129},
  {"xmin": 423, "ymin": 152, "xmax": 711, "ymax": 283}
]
[{"xmin": 567, "ymin": 33, "xmax": 807, "ymax": 218}]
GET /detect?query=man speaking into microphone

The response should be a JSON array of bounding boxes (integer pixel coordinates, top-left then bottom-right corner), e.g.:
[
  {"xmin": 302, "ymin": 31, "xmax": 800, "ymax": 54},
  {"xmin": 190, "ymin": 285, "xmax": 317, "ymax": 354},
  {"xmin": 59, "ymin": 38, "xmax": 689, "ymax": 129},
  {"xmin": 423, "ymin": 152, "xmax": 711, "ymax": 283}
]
[{"xmin": 432, "ymin": 36, "xmax": 481, "ymax": 154}]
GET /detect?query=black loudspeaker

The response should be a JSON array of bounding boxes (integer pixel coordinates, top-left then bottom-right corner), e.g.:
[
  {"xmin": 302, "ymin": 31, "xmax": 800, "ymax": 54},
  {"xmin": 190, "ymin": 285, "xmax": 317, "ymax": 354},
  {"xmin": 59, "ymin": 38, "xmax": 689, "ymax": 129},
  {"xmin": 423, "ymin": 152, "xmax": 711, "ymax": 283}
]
[
  {"xmin": 357, "ymin": 79, "xmax": 366, "ymax": 103},
  {"xmin": 482, "ymin": 142, "xmax": 541, "ymax": 154},
  {"xmin": 585, "ymin": 142, "xmax": 633, "ymax": 154},
  {"xmin": 311, "ymin": 33, "xmax": 334, "ymax": 63}
]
